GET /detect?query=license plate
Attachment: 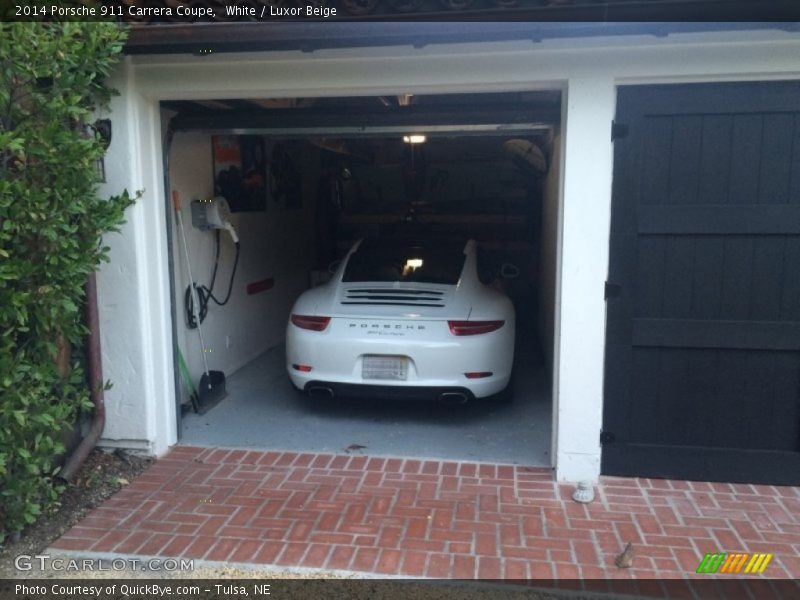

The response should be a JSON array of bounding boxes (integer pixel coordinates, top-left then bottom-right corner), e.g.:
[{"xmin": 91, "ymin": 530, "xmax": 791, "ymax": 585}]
[{"xmin": 362, "ymin": 355, "xmax": 408, "ymax": 380}]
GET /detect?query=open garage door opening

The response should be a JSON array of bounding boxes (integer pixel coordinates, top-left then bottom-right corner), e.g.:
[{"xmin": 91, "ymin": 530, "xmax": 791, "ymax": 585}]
[{"xmin": 161, "ymin": 90, "xmax": 563, "ymax": 466}]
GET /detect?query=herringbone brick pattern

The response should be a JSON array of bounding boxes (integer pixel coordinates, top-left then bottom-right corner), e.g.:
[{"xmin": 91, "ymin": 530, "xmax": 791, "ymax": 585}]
[{"xmin": 50, "ymin": 446, "xmax": 800, "ymax": 595}]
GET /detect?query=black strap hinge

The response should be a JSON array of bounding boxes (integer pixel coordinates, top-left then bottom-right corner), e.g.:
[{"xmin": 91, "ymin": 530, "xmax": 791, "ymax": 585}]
[
  {"xmin": 611, "ymin": 121, "xmax": 629, "ymax": 141},
  {"xmin": 605, "ymin": 281, "xmax": 621, "ymax": 299}
]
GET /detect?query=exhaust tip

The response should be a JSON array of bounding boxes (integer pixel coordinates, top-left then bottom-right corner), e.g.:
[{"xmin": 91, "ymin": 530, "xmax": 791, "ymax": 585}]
[
  {"xmin": 439, "ymin": 392, "xmax": 469, "ymax": 405},
  {"xmin": 308, "ymin": 385, "xmax": 335, "ymax": 398}
]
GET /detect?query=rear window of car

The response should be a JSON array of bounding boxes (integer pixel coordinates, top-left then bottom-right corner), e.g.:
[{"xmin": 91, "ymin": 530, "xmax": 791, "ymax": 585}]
[{"xmin": 342, "ymin": 240, "xmax": 466, "ymax": 285}]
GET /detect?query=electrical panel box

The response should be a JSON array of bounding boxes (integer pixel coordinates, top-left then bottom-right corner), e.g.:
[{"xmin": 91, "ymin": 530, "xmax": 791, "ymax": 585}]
[
  {"xmin": 190, "ymin": 199, "xmax": 212, "ymax": 231},
  {"xmin": 190, "ymin": 197, "xmax": 233, "ymax": 231}
]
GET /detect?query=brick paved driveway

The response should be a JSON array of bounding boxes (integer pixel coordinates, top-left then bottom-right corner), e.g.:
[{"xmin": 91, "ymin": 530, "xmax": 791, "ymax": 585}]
[{"xmin": 50, "ymin": 446, "xmax": 800, "ymax": 597}]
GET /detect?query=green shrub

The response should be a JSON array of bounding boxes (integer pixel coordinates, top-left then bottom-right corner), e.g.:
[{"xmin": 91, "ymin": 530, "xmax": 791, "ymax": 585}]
[{"xmin": 0, "ymin": 23, "xmax": 136, "ymax": 542}]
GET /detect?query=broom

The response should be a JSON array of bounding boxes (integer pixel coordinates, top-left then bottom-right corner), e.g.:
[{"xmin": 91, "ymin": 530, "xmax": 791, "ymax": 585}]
[{"xmin": 173, "ymin": 190, "xmax": 227, "ymax": 414}]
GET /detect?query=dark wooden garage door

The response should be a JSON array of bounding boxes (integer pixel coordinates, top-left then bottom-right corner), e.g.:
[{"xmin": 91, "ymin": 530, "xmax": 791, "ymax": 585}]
[{"xmin": 602, "ymin": 81, "xmax": 800, "ymax": 485}]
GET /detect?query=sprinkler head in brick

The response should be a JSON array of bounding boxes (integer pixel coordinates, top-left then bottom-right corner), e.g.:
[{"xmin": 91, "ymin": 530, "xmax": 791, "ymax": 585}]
[{"xmin": 572, "ymin": 480, "xmax": 595, "ymax": 503}]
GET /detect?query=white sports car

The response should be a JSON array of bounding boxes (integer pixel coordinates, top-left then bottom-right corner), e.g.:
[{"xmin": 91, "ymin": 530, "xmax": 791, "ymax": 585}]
[{"xmin": 286, "ymin": 238, "xmax": 515, "ymax": 403}]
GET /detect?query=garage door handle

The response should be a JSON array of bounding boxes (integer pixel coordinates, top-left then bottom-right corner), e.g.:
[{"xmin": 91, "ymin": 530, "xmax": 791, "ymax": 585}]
[{"xmin": 605, "ymin": 282, "xmax": 622, "ymax": 299}]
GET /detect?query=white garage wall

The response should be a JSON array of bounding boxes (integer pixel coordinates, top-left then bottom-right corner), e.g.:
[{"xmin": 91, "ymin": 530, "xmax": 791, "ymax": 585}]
[
  {"xmin": 169, "ymin": 132, "xmax": 317, "ymax": 386},
  {"xmin": 96, "ymin": 28, "xmax": 800, "ymax": 477}
]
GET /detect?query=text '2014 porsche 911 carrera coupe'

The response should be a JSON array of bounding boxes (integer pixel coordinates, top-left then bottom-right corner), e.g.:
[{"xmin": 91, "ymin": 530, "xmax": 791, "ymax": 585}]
[{"xmin": 286, "ymin": 238, "xmax": 515, "ymax": 403}]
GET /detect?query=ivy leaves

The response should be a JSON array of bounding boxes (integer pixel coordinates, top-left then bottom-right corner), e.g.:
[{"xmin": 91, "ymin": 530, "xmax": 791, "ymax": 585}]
[{"xmin": 0, "ymin": 23, "xmax": 135, "ymax": 542}]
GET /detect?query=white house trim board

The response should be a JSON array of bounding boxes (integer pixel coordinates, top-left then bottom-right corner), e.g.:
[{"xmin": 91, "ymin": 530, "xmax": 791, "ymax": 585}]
[
  {"xmin": 554, "ymin": 77, "xmax": 616, "ymax": 482},
  {"xmin": 129, "ymin": 29, "xmax": 800, "ymax": 100},
  {"xmin": 96, "ymin": 28, "xmax": 800, "ymax": 481}
]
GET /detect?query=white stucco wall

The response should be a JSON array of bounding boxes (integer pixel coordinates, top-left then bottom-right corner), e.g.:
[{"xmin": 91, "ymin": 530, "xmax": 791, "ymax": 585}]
[
  {"xmin": 96, "ymin": 58, "xmax": 174, "ymax": 453},
  {"xmin": 97, "ymin": 27, "xmax": 800, "ymax": 479}
]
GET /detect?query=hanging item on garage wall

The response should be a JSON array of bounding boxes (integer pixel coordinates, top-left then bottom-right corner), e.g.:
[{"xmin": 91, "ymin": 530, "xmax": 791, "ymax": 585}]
[
  {"xmin": 212, "ymin": 135, "xmax": 267, "ymax": 212},
  {"xmin": 269, "ymin": 142, "xmax": 303, "ymax": 209},
  {"xmin": 503, "ymin": 139, "xmax": 548, "ymax": 174}
]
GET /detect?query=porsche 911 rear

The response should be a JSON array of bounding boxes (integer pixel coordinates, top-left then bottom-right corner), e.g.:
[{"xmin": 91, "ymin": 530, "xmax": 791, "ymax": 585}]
[{"xmin": 285, "ymin": 239, "xmax": 515, "ymax": 401}]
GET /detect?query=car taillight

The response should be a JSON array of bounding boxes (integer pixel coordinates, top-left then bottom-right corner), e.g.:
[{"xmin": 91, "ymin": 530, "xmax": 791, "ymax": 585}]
[
  {"xmin": 448, "ymin": 320, "xmax": 504, "ymax": 336},
  {"xmin": 291, "ymin": 315, "xmax": 331, "ymax": 331},
  {"xmin": 465, "ymin": 372, "xmax": 493, "ymax": 379},
  {"xmin": 292, "ymin": 364, "xmax": 313, "ymax": 372}
]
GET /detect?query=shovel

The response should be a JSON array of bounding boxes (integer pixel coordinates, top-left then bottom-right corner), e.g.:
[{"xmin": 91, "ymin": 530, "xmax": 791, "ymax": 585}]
[{"xmin": 173, "ymin": 190, "xmax": 227, "ymax": 414}]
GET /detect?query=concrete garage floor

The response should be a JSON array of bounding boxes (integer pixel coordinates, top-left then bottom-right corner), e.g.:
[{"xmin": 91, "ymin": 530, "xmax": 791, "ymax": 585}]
[{"xmin": 181, "ymin": 343, "xmax": 551, "ymax": 465}]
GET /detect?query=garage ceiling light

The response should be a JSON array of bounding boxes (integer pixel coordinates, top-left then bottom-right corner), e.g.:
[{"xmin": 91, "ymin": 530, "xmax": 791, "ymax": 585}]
[
  {"xmin": 403, "ymin": 135, "xmax": 427, "ymax": 144},
  {"xmin": 403, "ymin": 258, "xmax": 423, "ymax": 275}
]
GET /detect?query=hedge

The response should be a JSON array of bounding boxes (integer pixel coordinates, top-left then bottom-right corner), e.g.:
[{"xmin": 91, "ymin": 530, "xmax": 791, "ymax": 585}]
[{"xmin": 0, "ymin": 22, "xmax": 137, "ymax": 542}]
